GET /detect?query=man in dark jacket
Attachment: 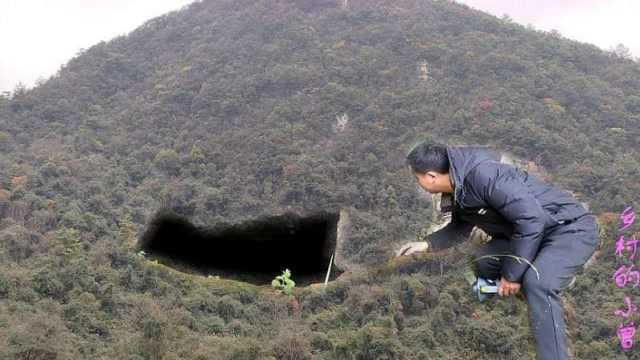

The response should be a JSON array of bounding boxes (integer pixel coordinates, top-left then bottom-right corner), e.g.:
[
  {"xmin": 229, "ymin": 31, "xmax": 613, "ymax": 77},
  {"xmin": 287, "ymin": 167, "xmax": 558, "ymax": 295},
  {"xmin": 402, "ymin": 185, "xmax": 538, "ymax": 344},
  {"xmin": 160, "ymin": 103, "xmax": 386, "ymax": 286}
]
[{"xmin": 398, "ymin": 141, "xmax": 599, "ymax": 360}]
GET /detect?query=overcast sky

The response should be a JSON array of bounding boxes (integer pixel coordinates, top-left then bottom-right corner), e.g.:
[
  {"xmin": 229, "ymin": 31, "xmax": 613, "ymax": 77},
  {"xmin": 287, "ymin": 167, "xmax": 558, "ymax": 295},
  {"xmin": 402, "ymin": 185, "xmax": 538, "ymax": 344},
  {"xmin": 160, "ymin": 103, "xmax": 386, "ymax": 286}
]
[
  {"xmin": 1, "ymin": 0, "xmax": 638, "ymax": 94},
  {"xmin": 456, "ymin": 0, "xmax": 639, "ymax": 56},
  {"xmin": 0, "ymin": 0, "xmax": 196, "ymax": 94}
]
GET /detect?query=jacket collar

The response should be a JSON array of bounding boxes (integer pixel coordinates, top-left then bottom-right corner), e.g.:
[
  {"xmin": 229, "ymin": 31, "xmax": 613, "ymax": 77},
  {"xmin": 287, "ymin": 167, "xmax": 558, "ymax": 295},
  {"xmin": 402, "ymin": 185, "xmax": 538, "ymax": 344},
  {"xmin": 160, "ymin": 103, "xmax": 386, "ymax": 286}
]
[{"xmin": 446, "ymin": 145, "xmax": 501, "ymax": 207}]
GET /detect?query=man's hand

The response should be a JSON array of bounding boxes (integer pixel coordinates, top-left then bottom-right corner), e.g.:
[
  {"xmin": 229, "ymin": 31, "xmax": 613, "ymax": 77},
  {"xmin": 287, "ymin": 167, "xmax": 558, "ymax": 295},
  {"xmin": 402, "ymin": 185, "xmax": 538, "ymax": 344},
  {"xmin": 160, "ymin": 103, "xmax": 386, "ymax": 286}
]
[
  {"xmin": 498, "ymin": 276, "xmax": 521, "ymax": 297},
  {"xmin": 396, "ymin": 241, "xmax": 429, "ymax": 257}
]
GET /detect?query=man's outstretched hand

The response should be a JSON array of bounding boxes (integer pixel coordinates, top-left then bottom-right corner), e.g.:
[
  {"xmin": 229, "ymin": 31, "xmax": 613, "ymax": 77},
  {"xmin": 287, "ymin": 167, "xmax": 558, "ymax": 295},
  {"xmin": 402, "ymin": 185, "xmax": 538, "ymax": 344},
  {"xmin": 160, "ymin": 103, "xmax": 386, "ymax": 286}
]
[
  {"xmin": 396, "ymin": 241, "xmax": 429, "ymax": 257},
  {"xmin": 498, "ymin": 276, "xmax": 521, "ymax": 297}
]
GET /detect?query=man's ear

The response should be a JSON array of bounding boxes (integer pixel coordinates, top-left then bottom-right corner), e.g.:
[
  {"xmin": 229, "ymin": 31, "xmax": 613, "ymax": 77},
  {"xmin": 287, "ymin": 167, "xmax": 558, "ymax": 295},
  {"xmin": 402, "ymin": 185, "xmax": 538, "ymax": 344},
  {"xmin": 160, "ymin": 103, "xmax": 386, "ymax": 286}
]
[{"xmin": 425, "ymin": 171, "xmax": 439, "ymax": 181}]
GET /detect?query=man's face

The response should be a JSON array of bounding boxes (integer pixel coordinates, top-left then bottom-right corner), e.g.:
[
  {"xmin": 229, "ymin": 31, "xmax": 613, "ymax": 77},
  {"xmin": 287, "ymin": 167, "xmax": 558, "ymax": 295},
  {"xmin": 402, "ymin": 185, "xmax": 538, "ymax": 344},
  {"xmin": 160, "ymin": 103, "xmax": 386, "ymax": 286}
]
[{"xmin": 412, "ymin": 169, "xmax": 441, "ymax": 194}]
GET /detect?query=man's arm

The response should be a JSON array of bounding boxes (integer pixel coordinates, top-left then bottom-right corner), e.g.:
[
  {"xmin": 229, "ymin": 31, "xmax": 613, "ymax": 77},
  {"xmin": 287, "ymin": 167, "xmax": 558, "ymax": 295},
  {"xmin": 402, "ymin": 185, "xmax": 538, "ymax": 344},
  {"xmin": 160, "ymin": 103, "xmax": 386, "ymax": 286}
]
[
  {"xmin": 470, "ymin": 167, "xmax": 547, "ymax": 283},
  {"xmin": 425, "ymin": 210, "xmax": 475, "ymax": 251}
]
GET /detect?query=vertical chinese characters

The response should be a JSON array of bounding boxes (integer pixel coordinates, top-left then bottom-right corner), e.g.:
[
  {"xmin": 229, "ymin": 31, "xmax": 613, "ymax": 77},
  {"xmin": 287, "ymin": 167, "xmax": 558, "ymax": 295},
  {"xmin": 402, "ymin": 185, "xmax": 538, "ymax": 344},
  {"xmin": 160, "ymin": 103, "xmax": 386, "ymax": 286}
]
[{"xmin": 613, "ymin": 206, "xmax": 638, "ymax": 350}]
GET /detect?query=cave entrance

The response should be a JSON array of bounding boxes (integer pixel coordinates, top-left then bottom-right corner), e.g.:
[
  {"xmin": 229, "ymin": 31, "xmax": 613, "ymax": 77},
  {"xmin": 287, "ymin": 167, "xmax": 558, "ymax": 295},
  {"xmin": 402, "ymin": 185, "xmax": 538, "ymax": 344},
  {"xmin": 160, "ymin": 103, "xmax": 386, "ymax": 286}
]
[{"xmin": 138, "ymin": 210, "xmax": 345, "ymax": 286}]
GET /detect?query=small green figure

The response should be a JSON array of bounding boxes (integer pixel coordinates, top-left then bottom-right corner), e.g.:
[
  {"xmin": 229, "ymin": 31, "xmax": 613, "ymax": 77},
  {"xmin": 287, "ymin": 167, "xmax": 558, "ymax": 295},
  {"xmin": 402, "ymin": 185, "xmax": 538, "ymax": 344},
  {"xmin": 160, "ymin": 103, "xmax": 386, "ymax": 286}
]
[{"xmin": 272, "ymin": 269, "xmax": 296, "ymax": 295}]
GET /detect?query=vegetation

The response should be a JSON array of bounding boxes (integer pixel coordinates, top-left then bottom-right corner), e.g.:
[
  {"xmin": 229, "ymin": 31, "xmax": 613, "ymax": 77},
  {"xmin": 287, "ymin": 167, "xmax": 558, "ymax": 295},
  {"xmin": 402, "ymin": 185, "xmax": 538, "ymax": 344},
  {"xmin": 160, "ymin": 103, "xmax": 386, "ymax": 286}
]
[{"xmin": 272, "ymin": 269, "xmax": 297, "ymax": 295}]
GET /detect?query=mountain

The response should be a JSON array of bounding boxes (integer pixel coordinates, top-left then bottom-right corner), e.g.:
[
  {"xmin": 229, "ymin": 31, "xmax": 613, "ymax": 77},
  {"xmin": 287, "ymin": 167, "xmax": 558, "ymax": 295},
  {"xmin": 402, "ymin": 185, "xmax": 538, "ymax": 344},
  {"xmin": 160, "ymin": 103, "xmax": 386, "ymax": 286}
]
[{"xmin": 0, "ymin": 0, "xmax": 638, "ymax": 358}]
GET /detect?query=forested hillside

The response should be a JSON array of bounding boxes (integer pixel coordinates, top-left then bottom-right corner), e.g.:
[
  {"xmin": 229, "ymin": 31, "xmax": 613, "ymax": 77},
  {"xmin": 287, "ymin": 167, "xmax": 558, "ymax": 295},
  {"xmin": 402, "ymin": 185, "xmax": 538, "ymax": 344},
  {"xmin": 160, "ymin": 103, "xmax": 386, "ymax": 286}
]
[{"xmin": 0, "ymin": 0, "xmax": 639, "ymax": 358}]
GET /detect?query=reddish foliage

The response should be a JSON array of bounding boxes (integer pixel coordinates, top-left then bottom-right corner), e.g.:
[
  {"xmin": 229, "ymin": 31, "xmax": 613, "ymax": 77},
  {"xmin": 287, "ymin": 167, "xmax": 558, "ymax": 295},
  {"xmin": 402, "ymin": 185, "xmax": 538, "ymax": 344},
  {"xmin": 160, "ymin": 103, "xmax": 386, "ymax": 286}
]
[{"xmin": 478, "ymin": 98, "xmax": 494, "ymax": 111}]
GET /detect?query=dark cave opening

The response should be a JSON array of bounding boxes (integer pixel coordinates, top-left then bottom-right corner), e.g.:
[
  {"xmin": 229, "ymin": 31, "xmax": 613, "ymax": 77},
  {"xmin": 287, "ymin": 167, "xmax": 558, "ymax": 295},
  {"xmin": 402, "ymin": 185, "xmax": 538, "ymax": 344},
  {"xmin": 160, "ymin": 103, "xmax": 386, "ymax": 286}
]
[{"xmin": 138, "ymin": 209, "xmax": 344, "ymax": 286}]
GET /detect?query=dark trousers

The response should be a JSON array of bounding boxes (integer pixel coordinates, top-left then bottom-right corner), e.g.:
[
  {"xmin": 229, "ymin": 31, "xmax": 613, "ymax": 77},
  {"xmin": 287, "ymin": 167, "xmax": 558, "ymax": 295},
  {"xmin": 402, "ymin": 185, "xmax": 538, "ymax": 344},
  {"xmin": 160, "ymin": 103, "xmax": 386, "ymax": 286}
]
[{"xmin": 472, "ymin": 214, "xmax": 599, "ymax": 360}]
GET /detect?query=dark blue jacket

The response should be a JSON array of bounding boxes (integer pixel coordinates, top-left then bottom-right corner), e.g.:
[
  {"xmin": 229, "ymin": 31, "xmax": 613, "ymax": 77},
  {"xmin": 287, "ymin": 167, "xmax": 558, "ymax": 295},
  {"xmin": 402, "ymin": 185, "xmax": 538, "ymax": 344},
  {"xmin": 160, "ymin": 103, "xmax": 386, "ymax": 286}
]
[{"xmin": 425, "ymin": 145, "xmax": 590, "ymax": 282}]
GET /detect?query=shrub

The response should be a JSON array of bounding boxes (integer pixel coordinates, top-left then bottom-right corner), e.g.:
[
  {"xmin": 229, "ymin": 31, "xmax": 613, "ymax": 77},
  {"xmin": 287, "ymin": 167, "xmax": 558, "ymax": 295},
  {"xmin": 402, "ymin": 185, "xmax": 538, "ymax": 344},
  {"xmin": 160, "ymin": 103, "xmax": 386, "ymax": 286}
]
[
  {"xmin": 271, "ymin": 329, "xmax": 313, "ymax": 360},
  {"xmin": 216, "ymin": 295, "xmax": 244, "ymax": 322},
  {"xmin": 201, "ymin": 315, "xmax": 225, "ymax": 334}
]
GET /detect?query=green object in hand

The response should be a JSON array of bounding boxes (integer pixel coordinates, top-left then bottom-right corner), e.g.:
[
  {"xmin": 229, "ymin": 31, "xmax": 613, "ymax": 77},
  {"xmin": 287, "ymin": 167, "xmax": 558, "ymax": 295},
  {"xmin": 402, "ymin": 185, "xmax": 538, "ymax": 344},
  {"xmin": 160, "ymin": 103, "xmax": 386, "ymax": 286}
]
[{"xmin": 272, "ymin": 269, "xmax": 296, "ymax": 295}]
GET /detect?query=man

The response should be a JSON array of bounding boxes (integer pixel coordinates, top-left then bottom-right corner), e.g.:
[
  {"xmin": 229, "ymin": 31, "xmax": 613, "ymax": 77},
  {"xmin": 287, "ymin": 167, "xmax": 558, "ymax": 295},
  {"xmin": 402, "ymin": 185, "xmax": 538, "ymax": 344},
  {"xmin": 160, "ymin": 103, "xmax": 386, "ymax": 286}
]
[{"xmin": 397, "ymin": 141, "xmax": 599, "ymax": 360}]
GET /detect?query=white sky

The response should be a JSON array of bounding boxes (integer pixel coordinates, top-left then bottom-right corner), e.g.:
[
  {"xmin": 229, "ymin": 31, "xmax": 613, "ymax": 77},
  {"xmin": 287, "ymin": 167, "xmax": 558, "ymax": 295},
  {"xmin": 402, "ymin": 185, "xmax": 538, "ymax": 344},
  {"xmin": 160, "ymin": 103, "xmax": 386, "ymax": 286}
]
[
  {"xmin": 1, "ymin": 0, "xmax": 638, "ymax": 93},
  {"xmin": 0, "ymin": 0, "xmax": 196, "ymax": 94},
  {"xmin": 456, "ymin": 0, "xmax": 639, "ymax": 57}
]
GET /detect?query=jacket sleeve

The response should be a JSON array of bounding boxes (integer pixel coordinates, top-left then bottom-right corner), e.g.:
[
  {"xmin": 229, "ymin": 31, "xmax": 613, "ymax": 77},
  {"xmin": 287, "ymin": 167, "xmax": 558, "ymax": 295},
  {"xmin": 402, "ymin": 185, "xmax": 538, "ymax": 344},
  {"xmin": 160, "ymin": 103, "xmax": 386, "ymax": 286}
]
[
  {"xmin": 425, "ymin": 209, "xmax": 475, "ymax": 251},
  {"xmin": 470, "ymin": 167, "xmax": 546, "ymax": 283}
]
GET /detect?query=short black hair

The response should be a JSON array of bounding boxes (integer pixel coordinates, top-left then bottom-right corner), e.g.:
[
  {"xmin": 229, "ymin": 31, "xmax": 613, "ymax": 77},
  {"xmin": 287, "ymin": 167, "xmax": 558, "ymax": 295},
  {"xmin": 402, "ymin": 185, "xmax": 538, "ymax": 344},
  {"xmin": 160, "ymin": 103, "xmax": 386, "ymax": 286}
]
[{"xmin": 406, "ymin": 141, "xmax": 449, "ymax": 174}]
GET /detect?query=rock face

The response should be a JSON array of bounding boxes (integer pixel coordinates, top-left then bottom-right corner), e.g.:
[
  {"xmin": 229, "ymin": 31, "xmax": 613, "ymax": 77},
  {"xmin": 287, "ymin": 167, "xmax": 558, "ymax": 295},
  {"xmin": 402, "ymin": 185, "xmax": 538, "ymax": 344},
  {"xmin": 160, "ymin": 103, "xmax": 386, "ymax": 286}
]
[{"xmin": 333, "ymin": 208, "xmax": 359, "ymax": 273}]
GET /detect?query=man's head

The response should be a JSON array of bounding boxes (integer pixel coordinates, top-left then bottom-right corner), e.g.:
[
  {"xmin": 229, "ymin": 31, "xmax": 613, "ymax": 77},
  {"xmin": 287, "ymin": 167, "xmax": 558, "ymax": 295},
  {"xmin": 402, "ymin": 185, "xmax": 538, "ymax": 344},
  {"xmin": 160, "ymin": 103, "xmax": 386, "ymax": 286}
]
[{"xmin": 406, "ymin": 141, "xmax": 454, "ymax": 194}]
